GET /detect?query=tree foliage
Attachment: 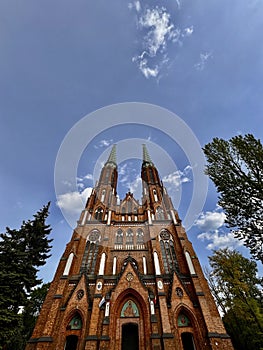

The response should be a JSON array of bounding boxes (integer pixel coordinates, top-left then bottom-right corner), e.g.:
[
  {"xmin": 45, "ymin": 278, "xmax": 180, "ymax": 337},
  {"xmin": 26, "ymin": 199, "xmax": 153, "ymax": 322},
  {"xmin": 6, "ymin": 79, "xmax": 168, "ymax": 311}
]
[
  {"xmin": 207, "ymin": 249, "xmax": 263, "ymax": 350},
  {"xmin": 0, "ymin": 203, "xmax": 52, "ymax": 349},
  {"xmin": 203, "ymin": 134, "xmax": 263, "ymax": 262}
]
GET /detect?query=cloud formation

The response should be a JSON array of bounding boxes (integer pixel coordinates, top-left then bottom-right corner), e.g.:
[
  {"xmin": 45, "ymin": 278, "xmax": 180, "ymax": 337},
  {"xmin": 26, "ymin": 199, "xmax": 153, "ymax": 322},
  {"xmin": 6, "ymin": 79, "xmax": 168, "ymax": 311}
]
[
  {"xmin": 94, "ymin": 139, "xmax": 113, "ymax": 149},
  {"xmin": 195, "ymin": 210, "xmax": 226, "ymax": 231},
  {"xmin": 130, "ymin": 2, "xmax": 193, "ymax": 79},
  {"xmin": 194, "ymin": 51, "xmax": 212, "ymax": 71},
  {"xmin": 56, "ymin": 187, "xmax": 92, "ymax": 218},
  {"xmin": 162, "ymin": 165, "xmax": 192, "ymax": 190},
  {"xmin": 195, "ymin": 207, "xmax": 242, "ymax": 250}
]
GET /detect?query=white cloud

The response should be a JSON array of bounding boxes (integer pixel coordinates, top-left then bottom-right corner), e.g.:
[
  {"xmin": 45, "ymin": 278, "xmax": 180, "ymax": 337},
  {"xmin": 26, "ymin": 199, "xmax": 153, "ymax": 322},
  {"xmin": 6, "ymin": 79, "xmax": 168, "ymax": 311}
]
[
  {"xmin": 195, "ymin": 210, "xmax": 226, "ymax": 231},
  {"xmin": 139, "ymin": 7, "xmax": 177, "ymax": 56},
  {"xmin": 128, "ymin": 1, "xmax": 141, "ymax": 12},
  {"xmin": 62, "ymin": 180, "xmax": 73, "ymax": 188},
  {"xmin": 84, "ymin": 173, "xmax": 93, "ymax": 180},
  {"xmin": 128, "ymin": 175, "xmax": 142, "ymax": 198},
  {"xmin": 56, "ymin": 187, "xmax": 92, "ymax": 218},
  {"xmin": 139, "ymin": 59, "xmax": 159, "ymax": 78},
  {"xmin": 175, "ymin": 0, "xmax": 181, "ymax": 9},
  {"xmin": 195, "ymin": 207, "xmax": 243, "ymax": 250},
  {"xmin": 198, "ymin": 230, "xmax": 243, "ymax": 251},
  {"xmin": 130, "ymin": 4, "xmax": 194, "ymax": 79},
  {"xmin": 131, "ymin": 6, "xmax": 182, "ymax": 79},
  {"xmin": 94, "ymin": 139, "xmax": 113, "ymax": 149},
  {"xmin": 119, "ymin": 163, "xmax": 128, "ymax": 176},
  {"xmin": 162, "ymin": 166, "xmax": 192, "ymax": 190},
  {"xmin": 183, "ymin": 26, "xmax": 194, "ymax": 37},
  {"xmin": 194, "ymin": 51, "xmax": 212, "ymax": 71}
]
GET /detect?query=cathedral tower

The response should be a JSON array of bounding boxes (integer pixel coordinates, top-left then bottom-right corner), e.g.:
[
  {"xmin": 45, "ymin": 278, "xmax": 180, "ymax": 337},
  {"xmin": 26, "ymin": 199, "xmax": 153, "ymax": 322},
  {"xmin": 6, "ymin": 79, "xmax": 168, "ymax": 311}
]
[{"xmin": 27, "ymin": 145, "xmax": 233, "ymax": 350}]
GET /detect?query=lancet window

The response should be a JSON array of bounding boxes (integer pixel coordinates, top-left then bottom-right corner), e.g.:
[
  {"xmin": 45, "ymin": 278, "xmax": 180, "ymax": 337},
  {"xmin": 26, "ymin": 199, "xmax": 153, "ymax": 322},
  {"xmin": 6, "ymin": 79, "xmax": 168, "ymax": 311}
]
[
  {"xmin": 80, "ymin": 231, "xmax": 100, "ymax": 274},
  {"xmin": 94, "ymin": 207, "xmax": 104, "ymax": 221},
  {"xmin": 126, "ymin": 229, "xmax": 134, "ymax": 245},
  {"xmin": 115, "ymin": 229, "xmax": 123, "ymax": 244},
  {"xmin": 156, "ymin": 206, "xmax": 165, "ymax": 220},
  {"xmin": 101, "ymin": 189, "xmax": 106, "ymax": 202},
  {"xmin": 159, "ymin": 230, "xmax": 179, "ymax": 274},
  {"xmin": 136, "ymin": 229, "xmax": 144, "ymax": 244},
  {"xmin": 153, "ymin": 189, "xmax": 158, "ymax": 202}
]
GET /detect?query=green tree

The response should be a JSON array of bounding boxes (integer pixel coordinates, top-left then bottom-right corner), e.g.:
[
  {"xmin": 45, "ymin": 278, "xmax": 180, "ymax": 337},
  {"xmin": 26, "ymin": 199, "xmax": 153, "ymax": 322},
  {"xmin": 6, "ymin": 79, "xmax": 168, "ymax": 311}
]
[
  {"xmin": 0, "ymin": 203, "xmax": 52, "ymax": 349},
  {"xmin": 207, "ymin": 249, "xmax": 263, "ymax": 350},
  {"xmin": 203, "ymin": 134, "xmax": 263, "ymax": 262},
  {"xmin": 21, "ymin": 283, "xmax": 50, "ymax": 350}
]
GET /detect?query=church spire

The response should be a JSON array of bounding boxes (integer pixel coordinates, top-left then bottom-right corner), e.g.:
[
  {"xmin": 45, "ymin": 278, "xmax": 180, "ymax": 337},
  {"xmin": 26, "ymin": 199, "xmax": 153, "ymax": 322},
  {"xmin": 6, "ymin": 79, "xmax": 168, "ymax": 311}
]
[
  {"xmin": 142, "ymin": 144, "xmax": 153, "ymax": 166},
  {"xmin": 105, "ymin": 144, "xmax": 117, "ymax": 167}
]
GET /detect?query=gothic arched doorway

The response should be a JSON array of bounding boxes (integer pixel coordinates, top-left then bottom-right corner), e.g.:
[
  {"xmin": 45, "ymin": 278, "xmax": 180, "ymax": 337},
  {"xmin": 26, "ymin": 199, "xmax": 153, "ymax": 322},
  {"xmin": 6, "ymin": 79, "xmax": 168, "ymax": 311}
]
[
  {"xmin": 64, "ymin": 335, "xmax": 78, "ymax": 350},
  {"xmin": 121, "ymin": 323, "xmax": 139, "ymax": 350},
  {"xmin": 181, "ymin": 332, "xmax": 196, "ymax": 350}
]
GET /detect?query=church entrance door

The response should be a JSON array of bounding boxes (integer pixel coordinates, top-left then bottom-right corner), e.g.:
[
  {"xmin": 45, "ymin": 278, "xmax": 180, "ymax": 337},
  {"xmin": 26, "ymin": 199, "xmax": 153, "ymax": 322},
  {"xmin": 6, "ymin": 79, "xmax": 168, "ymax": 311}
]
[
  {"xmin": 64, "ymin": 335, "xmax": 78, "ymax": 350},
  {"xmin": 121, "ymin": 323, "xmax": 139, "ymax": 350},
  {"xmin": 181, "ymin": 332, "xmax": 196, "ymax": 350}
]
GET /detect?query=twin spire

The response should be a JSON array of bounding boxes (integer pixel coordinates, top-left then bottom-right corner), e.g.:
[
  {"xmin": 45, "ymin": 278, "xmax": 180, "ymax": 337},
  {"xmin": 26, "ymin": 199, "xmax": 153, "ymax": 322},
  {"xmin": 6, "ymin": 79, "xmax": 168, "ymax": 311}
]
[
  {"xmin": 105, "ymin": 144, "xmax": 117, "ymax": 166},
  {"xmin": 105, "ymin": 144, "xmax": 153, "ymax": 166}
]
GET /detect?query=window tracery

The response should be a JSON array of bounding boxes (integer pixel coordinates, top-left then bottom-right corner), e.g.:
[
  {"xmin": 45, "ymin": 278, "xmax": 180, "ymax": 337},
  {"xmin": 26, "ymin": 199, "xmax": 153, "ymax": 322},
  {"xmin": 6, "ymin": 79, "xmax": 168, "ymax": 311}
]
[
  {"xmin": 156, "ymin": 206, "xmax": 165, "ymax": 220},
  {"xmin": 160, "ymin": 230, "xmax": 179, "ymax": 273}
]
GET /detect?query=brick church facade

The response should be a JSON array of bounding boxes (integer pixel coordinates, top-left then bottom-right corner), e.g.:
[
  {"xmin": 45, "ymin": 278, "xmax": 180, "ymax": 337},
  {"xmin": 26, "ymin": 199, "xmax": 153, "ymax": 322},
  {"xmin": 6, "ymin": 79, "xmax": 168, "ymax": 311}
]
[{"xmin": 27, "ymin": 145, "xmax": 233, "ymax": 350}]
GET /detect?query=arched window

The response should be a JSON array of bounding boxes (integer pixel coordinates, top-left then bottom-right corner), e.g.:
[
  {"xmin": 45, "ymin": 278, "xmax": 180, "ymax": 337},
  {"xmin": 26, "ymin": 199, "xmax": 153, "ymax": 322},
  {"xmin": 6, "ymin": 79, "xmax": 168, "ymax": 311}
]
[
  {"xmin": 101, "ymin": 189, "xmax": 106, "ymax": 202},
  {"xmin": 136, "ymin": 229, "xmax": 144, "ymax": 244},
  {"xmin": 105, "ymin": 168, "xmax": 110, "ymax": 182},
  {"xmin": 127, "ymin": 200, "xmax": 132, "ymax": 213},
  {"xmin": 149, "ymin": 168, "xmax": 154, "ymax": 183},
  {"xmin": 122, "ymin": 206, "xmax": 126, "ymax": 214},
  {"xmin": 153, "ymin": 251, "xmax": 161, "ymax": 275},
  {"xmin": 112, "ymin": 256, "xmax": 117, "ymax": 275},
  {"xmin": 153, "ymin": 189, "xmax": 158, "ymax": 202},
  {"xmin": 108, "ymin": 191, "xmax": 112, "ymax": 205},
  {"xmin": 126, "ymin": 229, "xmax": 134, "ymax": 245},
  {"xmin": 63, "ymin": 252, "xmax": 74, "ymax": 276},
  {"xmin": 121, "ymin": 300, "xmax": 139, "ymax": 318},
  {"xmin": 80, "ymin": 238, "xmax": 99, "ymax": 274},
  {"xmin": 156, "ymin": 207, "xmax": 165, "ymax": 220},
  {"xmin": 160, "ymin": 230, "xmax": 179, "ymax": 274},
  {"xmin": 143, "ymin": 256, "xmax": 147, "ymax": 274},
  {"xmin": 67, "ymin": 313, "xmax": 82, "ymax": 330},
  {"xmin": 178, "ymin": 313, "xmax": 191, "ymax": 327},
  {"xmin": 110, "ymin": 171, "xmax": 115, "ymax": 186},
  {"xmin": 185, "ymin": 251, "xmax": 196, "ymax": 275},
  {"xmin": 99, "ymin": 252, "xmax": 106, "ymax": 275},
  {"xmin": 115, "ymin": 229, "xmax": 123, "ymax": 244},
  {"xmin": 95, "ymin": 207, "xmax": 104, "ymax": 221}
]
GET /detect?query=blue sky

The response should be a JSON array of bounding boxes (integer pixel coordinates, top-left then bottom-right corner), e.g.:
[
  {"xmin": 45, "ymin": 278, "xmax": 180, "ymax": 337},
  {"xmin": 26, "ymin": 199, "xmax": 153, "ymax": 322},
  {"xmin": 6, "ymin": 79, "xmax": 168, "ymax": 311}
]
[{"xmin": 0, "ymin": 0, "xmax": 262, "ymax": 282}]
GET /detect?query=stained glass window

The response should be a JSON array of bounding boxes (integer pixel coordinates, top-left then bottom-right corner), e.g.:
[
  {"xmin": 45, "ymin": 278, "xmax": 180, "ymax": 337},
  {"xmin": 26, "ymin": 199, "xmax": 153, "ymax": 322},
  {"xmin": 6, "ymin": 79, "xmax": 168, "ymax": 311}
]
[
  {"xmin": 68, "ymin": 313, "xmax": 82, "ymax": 330},
  {"xmin": 121, "ymin": 300, "xmax": 139, "ymax": 318},
  {"xmin": 178, "ymin": 313, "xmax": 190, "ymax": 327}
]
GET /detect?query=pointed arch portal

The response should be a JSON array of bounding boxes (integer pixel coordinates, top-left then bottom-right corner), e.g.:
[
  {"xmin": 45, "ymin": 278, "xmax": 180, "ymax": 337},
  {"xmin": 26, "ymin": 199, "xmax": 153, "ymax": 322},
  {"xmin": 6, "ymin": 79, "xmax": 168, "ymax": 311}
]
[
  {"xmin": 64, "ymin": 335, "xmax": 78, "ymax": 350},
  {"xmin": 121, "ymin": 323, "xmax": 139, "ymax": 350},
  {"xmin": 181, "ymin": 332, "xmax": 196, "ymax": 350}
]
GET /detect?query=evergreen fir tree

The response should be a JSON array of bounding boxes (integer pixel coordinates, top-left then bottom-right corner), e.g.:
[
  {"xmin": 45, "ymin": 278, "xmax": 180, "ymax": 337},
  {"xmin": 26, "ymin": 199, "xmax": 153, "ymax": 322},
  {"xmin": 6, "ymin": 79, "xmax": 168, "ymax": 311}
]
[{"xmin": 0, "ymin": 203, "xmax": 52, "ymax": 349}]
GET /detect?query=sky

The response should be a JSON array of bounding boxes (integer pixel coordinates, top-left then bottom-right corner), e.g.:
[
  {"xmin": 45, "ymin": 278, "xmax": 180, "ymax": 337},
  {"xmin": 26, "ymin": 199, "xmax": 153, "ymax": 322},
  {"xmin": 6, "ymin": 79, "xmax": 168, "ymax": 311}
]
[{"xmin": 0, "ymin": 0, "xmax": 262, "ymax": 282}]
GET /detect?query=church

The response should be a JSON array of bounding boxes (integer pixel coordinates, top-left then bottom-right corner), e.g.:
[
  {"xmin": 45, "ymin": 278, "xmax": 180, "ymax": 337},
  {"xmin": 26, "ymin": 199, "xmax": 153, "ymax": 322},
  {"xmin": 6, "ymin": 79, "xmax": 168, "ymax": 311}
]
[{"xmin": 26, "ymin": 145, "xmax": 233, "ymax": 350}]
